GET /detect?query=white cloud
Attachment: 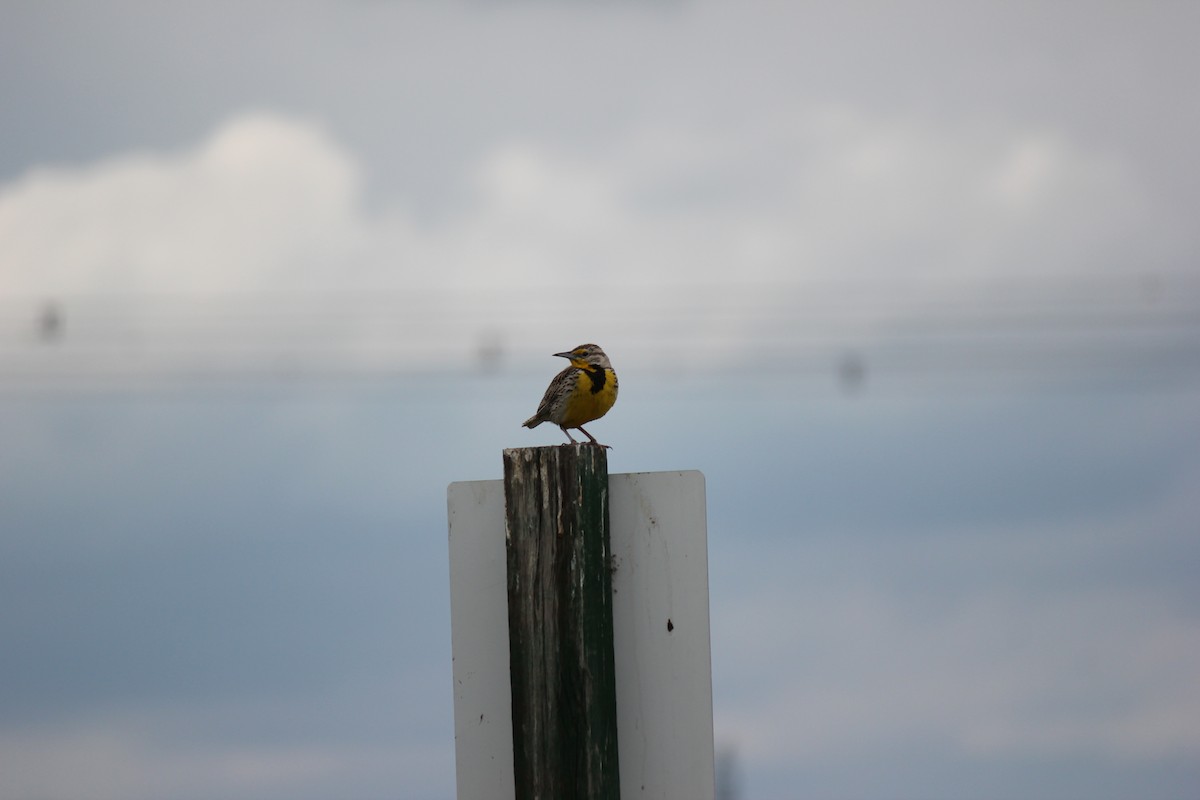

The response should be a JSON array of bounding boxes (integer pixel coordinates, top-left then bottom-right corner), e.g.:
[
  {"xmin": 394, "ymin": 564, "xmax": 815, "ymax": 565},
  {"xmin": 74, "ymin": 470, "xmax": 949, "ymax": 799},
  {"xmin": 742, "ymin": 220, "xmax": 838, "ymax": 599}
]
[
  {"xmin": 0, "ymin": 108, "xmax": 1178, "ymax": 377},
  {"xmin": 0, "ymin": 113, "xmax": 369, "ymax": 295},
  {"xmin": 3, "ymin": 107, "xmax": 1159, "ymax": 288}
]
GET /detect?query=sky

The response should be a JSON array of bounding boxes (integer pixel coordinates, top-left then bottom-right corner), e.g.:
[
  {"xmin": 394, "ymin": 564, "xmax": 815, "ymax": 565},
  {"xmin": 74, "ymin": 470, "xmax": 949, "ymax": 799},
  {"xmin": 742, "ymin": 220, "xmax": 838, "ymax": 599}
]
[{"xmin": 1, "ymin": 2, "xmax": 1199, "ymax": 799}]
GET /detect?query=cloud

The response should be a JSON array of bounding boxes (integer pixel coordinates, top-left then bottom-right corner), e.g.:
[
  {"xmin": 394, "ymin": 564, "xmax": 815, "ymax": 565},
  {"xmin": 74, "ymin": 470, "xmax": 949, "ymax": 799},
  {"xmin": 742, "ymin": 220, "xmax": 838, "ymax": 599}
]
[
  {"xmin": 436, "ymin": 109, "xmax": 1164, "ymax": 288},
  {"xmin": 0, "ymin": 108, "xmax": 1188, "ymax": 383},
  {"xmin": 1, "ymin": 7, "xmax": 1196, "ymax": 800},
  {"xmin": 2, "ymin": 105, "xmax": 1165, "ymax": 290},
  {"xmin": 0, "ymin": 113, "xmax": 369, "ymax": 295}
]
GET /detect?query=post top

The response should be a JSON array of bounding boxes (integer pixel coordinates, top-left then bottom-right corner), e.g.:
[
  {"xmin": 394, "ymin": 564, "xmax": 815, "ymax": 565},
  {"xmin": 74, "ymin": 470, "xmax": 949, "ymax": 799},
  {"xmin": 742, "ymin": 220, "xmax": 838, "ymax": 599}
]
[{"xmin": 503, "ymin": 443, "xmax": 602, "ymax": 457}]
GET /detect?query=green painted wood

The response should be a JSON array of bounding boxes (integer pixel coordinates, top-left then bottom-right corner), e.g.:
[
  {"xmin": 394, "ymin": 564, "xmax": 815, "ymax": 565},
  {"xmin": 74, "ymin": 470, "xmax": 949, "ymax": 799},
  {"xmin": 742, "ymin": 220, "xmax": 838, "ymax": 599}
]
[{"xmin": 502, "ymin": 444, "xmax": 621, "ymax": 800}]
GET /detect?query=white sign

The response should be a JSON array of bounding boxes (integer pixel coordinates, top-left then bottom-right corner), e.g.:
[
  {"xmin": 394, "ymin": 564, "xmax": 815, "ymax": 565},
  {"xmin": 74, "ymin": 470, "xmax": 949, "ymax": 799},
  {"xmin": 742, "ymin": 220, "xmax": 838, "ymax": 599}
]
[{"xmin": 447, "ymin": 470, "xmax": 715, "ymax": 799}]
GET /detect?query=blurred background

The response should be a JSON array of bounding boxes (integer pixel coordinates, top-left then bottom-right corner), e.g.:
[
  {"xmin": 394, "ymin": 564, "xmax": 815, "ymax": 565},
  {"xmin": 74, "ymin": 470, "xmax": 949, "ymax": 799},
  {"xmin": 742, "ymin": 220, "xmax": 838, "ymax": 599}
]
[{"xmin": 2, "ymin": 2, "xmax": 1198, "ymax": 799}]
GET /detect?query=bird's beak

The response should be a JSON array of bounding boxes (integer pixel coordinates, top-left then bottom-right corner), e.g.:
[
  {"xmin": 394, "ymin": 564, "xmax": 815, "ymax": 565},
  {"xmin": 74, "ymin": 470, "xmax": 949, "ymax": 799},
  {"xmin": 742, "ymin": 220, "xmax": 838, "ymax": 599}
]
[{"xmin": 553, "ymin": 351, "xmax": 575, "ymax": 360}]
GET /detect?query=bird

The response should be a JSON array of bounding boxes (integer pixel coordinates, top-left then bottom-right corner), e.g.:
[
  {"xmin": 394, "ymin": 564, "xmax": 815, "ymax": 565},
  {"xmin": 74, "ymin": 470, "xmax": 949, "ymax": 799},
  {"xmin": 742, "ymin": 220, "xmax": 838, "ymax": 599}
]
[{"xmin": 522, "ymin": 343, "xmax": 619, "ymax": 447}]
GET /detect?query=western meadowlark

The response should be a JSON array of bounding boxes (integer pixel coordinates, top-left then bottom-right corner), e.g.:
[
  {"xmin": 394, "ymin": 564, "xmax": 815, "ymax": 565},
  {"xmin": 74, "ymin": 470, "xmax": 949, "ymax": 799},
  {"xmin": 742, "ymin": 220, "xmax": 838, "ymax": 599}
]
[{"xmin": 522, "ymin": 343, "xmax": 619, "ymax": 446}]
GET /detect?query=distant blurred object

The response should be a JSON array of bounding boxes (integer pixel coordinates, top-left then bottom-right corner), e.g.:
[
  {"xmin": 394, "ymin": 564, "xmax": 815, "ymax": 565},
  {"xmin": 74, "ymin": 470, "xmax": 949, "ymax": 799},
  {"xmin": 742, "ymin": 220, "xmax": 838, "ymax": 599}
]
[
  {"xmin": 37, "ymin": 301, "xmax": 63, "ymax": 343},
  {"xmin": 837, "ymin": 350, "xmax": 867, "ymax": 393},
  {"xmin": 476, "ymin": 329, "xmax": 504, "ymax": 373}
]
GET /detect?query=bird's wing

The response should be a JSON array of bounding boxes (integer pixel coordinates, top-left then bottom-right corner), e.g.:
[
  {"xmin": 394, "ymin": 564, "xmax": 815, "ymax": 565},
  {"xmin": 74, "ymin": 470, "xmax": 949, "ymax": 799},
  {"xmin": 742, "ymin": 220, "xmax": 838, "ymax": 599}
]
[{"xmin": 533, "ymin": 366, "xmax": 577, "ymax": 421}]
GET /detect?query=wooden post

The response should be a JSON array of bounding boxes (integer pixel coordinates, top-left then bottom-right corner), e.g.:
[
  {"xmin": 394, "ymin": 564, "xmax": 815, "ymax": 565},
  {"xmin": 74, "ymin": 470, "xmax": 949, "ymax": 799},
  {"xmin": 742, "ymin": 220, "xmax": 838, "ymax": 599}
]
[
  {"xmin": 502, "ymin": 445, "xmax": 621, "ymax": 800},
  {"xmin": 450, "ymin": 469, "xmax": 714, "ymax": 798}
]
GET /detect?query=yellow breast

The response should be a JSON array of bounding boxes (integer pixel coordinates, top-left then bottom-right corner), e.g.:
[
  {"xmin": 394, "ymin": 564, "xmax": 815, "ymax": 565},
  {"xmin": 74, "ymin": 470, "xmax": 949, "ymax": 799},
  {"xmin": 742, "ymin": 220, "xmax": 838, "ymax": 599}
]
[{"xmin": 558, "ymin": 368, "xmax": 618, "ymax": 428}]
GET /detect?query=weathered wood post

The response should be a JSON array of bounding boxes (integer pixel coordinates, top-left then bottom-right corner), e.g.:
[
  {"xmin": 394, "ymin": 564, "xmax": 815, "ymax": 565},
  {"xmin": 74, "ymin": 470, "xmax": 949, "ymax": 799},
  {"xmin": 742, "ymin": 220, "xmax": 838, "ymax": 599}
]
[{"xmin": 502, "ymin": 444, "xmax": 620, "ymax": 800}]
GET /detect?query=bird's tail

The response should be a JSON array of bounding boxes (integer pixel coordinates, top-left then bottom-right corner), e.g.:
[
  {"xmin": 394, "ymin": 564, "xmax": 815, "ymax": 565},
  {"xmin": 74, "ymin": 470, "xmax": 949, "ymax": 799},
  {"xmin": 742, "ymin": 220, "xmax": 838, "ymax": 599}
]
[{"xmin": 522, "ymin": 415, "xmax": 542, "ymax": 429}]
